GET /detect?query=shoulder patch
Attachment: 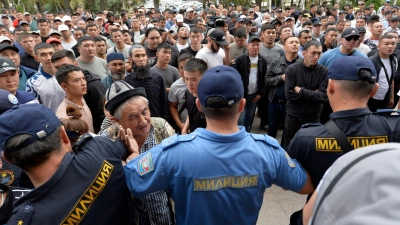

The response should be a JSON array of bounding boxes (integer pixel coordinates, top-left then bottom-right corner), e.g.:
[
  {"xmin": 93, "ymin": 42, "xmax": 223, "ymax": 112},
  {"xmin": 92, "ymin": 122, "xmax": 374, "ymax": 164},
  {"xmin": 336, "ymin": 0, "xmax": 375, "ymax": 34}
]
[
  {"xmin": 137, "ymin": 153, "xmax": 154, "ymax": 176},
  {"xmin": 284, "ymin": 151, "xmax": 296, "ymax": 168},
  {"xmin": 301, "ymin": 123, "xmax": 322, "ymax": 128},
  {"xmin": 161, "ymin": 134, "xmax": 196, "ymax": 149},
  {"xmin": 72, "ymin": 133, "xmax": 93, "ymax": 152},
  {"xmin": 250, "ymin": 133, "xmax": 281, "ymax": 149}
]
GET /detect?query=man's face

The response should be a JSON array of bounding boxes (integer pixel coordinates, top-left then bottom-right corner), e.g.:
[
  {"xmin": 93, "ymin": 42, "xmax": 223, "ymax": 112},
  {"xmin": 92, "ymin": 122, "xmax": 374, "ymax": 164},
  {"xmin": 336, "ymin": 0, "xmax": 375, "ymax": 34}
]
[
  {"xmin": 0, "ymin": 70, "xmax": 19, "ymax": 94},
  {"xmin": 78, "ymin": 40, "xmax": 96, "ymax": 57},
  {"xmin": 299, "ymin": 32, "xmax": 312, "ymax": 47},
  {"xmin": 390, "ymin": 20, "xmax": 399, "ymax": 29},
  {"xmin": 60, "ymin": 29, "xmax": 71, "ymax": 39},
  {"xmin": 61, "ymin": 70, "xmax": 87, "ymax": 96},
  {"xmin": 112, "ymin": 31, "xmax": 124, "ymax": 45},
  {"xmin": 159, "ymin": 19, "xmax": 166, "ymax": 28},
  {"xmin": 336, "ymin": 22, "xmax": 345, "ymax": 32},
  {"xmin": 77, "ymin": 20, "xmax": 86, "ymax": 28},
  {"xmin": 235, "ymin": 36, "xmax": 246, "ymax": 48},
  {"xmin": 50, "ymin": 41, "xmax": 63, "ymax": 51},
  {"xmin": 263, "ymin": 29, "xmax": 276, "ymax": 44},
  {"xmin": 38, "ymin": 22, "xmax": 49, "ymax": 32},
  {"xmin": 371, "ymin": 22, "xmax": 383, "ymax": 36},
  {"xmin": 178, "ymin": 27, "xmax": 188, "ymax": 39},
  {"xmin": 184, "ymin": 70, "xmax": 202, "ymax": 94},
  {"xmin": 118, "ymin": 97, "xmax": 151, "ymax": 140},
  {"xmin": 1, "ymin": 16, "xmax": 10, "ymax": 26},
  {"xmin": 0, "ymin": 49, "xmax": 20, "ymax": 67},
  {"xmin": 78, "ymin": 8, "xmax": 84, "ymax": 14},
  {"xmin": 16, "ymin": 12, "xmax": 22, "ymax": 20},
  {"xmin": 312, "ymin": 25, "xmax": 321, "ymax": 35},
  {"xmin": 20, "ymin": 37, "xmax": 35, "ymax": 52},
  {"xmin": 131, "ymin": 18, "xmax": 140, "ymax": 29},
  {"xmin": 325, "ymin": 30, "xmax": 338, "ymax": 45},
  {"xmin": 378, "ymin": 37, "xmax": 396, "ymax": 56},
  {"xmin": 53, "ymin": 21, "xmax": 62, "ymax": 30},
  {"xmin": 156, "ymin": 47, "xmax": 171, "ymax": 64},
  {"xmin": 356, "ymin": 18, "xmax": 366, "ymax": 27},
  {"xmin": 247, "ymin": 40, "xmax": 260, "ymax": 56},
  {"xmin": 341, "ymin": 35, "xmax": 359, "ymax": 51},
  {"xmin": 302, "ymin": 45, "xmax": 322, "ymax": 66},
  {"xmin": 284, "ymin": 37, "xmax": 299, "ymax": 53},
  {"xmin": 123, "ymin": 32, "xmax": 132, "ymax": 44},
  {"xmin": 146, "ymin": 30, "xmax": 161, "ymax": 50},
  {"xmin": 177, "ymin": 59, "xmax": 188, "ymax": 78},
  {"xmin": 32, "ymin": 34, "xmax": 42, "ymax": 44},
  {"xmin": 345, "ymin": 22, "xmax": 351, "ymax": 29},
  {"xmin": 358, "ymin": 32, "xmax": 366, "ymax": 44},
  {"xmin": 53, "ymin": 57, "xmax": 77, "ymax": 70},
  {"xmin": 21, "ymin": 24, "xmax": 30, "ymax": 32},
  {"xmin": 108, "ymin": 59, "xmax": 125, "ymax": 80},
  {"xmin": 186, "ymin": 10, "xmax": 194, "ymax": 19},
  {"xmin": 130, "ymin": 48, "xmax": 148, "ymax": 67},
  {"xmin": 280, "ymin": 27, "xmax": 292, "ymax": 40},
  {"xmin": 190, "ymin": 32, "xmax": 201, "ymax": 46},
  {"xmin": 73, "ymin": 30, "xmax": 84, "ymax": 41},
  {"xmin": 46, "ymin": 13, "xmax": 54, "ymax": 21},
  {"xmin": 34, "ymin": 48, "xmax": 55, "ymax": 67},
  {"xmin": 95, "ymin": 40, "xmax": 107, "ymax": 55},
  {"xmin": 328, "ymin": 15, "xmax": 335, "ymax": 22},
  {"xmin": 72, "ymin": 15, "xmax": 79, "ymax": 24},
  {"xmin": 95, "ymin": 19, "xmax": 103, "ymax": 28},
  {"xmin": 24, "ymin": 13, "xmax": 32, "ymax": 22}
]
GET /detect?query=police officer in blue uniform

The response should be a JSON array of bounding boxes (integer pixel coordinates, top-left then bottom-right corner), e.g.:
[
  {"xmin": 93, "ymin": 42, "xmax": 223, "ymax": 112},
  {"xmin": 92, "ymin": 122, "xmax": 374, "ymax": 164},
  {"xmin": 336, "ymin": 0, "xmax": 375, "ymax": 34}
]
[
  {"xmin": 124, "ymin": 65, "xmax": 314, "ymax": 225},
  {"xmin": 287, "ymin": 56, "xmax": 400, "ymax": 189},
  {"xmin": 0, "ymin": 103, "xmax": 139, "ymax": 224}
]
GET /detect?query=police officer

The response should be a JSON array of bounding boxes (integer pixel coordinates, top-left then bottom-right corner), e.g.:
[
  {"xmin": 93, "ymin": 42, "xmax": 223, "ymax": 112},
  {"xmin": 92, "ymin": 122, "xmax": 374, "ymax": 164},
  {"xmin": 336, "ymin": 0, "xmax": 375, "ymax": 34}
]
[
  {"xmin": 0, "ymin": 103, "xmax": 138, "ymax": 224},
  {"xmin": 124, "ymin": 65, "xmax": 314, "ymax": 225},
  {"xmin": 287, "ymin": 56, "xmax": 400, "ymax": 190}
]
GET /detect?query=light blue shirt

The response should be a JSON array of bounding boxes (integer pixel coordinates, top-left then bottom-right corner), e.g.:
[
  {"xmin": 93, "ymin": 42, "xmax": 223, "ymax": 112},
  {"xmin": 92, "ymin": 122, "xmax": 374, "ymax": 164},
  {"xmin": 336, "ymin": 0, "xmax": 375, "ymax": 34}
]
[{"xmin": 318, "ymin": 47, "xmax": 368, "ymax": 68}]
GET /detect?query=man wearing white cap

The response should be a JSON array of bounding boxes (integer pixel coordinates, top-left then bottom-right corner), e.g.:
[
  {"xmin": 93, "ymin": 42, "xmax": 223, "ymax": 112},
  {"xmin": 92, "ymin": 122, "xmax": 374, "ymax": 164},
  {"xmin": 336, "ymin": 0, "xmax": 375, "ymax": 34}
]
[
  {"xmin": 184, "ymin": 7, "xmax": 196, "ymax": 28},
  {"xmin": 59, "ymin": 24, "xmax": 76, "ymax": 51},
  {"xmin": 169, "ymin": 14, "xmax": 190, "ymax": 36}
]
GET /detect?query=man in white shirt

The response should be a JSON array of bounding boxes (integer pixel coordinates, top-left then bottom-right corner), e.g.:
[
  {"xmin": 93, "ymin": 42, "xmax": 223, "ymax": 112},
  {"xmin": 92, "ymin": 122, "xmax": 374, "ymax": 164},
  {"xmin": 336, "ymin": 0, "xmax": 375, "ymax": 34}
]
[
  {"xmin": 195, "ymin": 29, "xmax": 230, "ymax": 69},
  {"xmin": 175, "ymin": 26, "xmax": 189, "ymax": 52},
  {"xmin": 59, "ymin": 24, "xmax": 76, "ymax": 51},
  {"xmin": 106, "ymin": 29, "xmax": 131, "ymax": 62}
]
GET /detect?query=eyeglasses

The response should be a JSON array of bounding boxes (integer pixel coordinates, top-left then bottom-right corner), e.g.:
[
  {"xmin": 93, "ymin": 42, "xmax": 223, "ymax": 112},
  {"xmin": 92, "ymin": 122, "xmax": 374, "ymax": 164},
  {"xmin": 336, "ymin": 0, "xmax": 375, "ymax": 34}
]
[{"xmin": 345, "ymin": 35, "xmax": 360, "ymax": 41}]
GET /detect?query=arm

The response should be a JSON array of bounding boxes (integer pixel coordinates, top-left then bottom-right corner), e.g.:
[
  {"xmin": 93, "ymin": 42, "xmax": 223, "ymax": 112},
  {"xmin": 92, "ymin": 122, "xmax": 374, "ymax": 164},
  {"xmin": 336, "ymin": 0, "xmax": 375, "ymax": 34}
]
[
  {"xmin": 85, "ymin": 83, "xmax": 106, "ymax": 133},
  {"xmin": 296, "ymin": 68, "xmax": 328, "ymax": 103},
  {"xmin": 223, "ymin": 45, "xmax": 231, "ymax": 66},
  {"xmin": 303, "ymin": 190, "xmax": 318, "ymax": 225},
  {"xmin": 159, "ymin": 76, "xmax": 170, "ymax": 120},
  {"xmin": 265, "ymin": 60, "xmax": 285, "ymax": 87},
  {"xmin": 170, "ymin": 102, "xmax": 184, "ymax": 130},
  {"xmin": 182, "ymin": 117, "xmax": 189, "ymax": 134},
  {"xmin": 389, "ymin": 79, "xmax": 395, "ymax": 108},
  {"xmin": 284, "ymin": 66, "xmax": 300, "ymax": 101}
]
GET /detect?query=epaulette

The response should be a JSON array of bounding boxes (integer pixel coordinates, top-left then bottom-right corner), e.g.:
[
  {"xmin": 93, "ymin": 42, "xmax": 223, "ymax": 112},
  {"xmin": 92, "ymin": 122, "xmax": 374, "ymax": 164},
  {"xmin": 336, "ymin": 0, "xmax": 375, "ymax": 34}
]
[
  {"xmin": 72, "ymin": 133, "xmax": 93, "ymax": 152},
  {"xmin": 301, "ymin": 123, "xmax": 322, "ymax": 128},
  {"xmin": 250, "ymin": 133, "xmax": 280, "ymax": 149},
  {"xmin": 161, "ymin": 133, "xmax": 196, "ymax": 150},
  {"xmin": 375, "ymin": 109, "xmax": 400, "ymax": 115}
]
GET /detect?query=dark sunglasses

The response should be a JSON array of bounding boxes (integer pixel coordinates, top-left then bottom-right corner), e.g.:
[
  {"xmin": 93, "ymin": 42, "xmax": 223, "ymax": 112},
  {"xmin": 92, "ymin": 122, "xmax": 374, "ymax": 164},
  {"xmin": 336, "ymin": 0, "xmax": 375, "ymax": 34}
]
[{"xmin": 345, "ymin": 35, "xmax": 359, "ymax": 41}]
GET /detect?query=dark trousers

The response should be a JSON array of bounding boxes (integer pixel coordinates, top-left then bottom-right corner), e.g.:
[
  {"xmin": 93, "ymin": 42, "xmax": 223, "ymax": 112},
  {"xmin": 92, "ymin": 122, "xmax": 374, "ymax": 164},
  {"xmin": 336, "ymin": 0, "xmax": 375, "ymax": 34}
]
[
  {"xmin": 283, "ymin": 114, "xmax": 319, "ymax": 150},
  {"xmin": 258, "ymin": 95, "xmax": 269, "ymax": 128},
  {"xmin": 268, "ymin": 100, "xmax": 286, "ymax": 138},
  {"xmin": 368, "ymin": 98, "xmax": 388, "ymax": 112}
]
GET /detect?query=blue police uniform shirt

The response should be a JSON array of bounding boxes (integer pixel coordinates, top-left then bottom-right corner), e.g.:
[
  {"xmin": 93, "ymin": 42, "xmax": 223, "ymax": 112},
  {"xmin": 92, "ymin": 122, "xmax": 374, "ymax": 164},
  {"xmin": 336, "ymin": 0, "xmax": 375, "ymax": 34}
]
[
  {"xmin": 287, "ymin": 108, "xmax": 400, "ymax": 188},
  {"xmin": 125, "ymin": 127, "xmax": 307, "ymax": 225},
  {"xmin": 7, "ymin": 135, "xmax": 138, "ymax": 225},
  {"xmin": 318, "ymin": 47, "xmax": 367, "ymax": 67}
]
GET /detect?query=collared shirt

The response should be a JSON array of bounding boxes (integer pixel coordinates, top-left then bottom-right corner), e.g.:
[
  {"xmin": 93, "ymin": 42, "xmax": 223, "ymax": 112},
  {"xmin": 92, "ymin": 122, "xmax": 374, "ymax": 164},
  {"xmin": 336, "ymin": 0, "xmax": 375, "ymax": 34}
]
[{"xmin": 56, "ymin": 98, "xmax": 94, "ymax": 132}]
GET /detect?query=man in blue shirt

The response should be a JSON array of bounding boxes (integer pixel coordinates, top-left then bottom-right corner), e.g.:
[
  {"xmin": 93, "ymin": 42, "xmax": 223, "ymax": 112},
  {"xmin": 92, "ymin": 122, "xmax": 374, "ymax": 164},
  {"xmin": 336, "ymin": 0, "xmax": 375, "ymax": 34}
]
[{"xmin": 124, "ymin": 65, "xmax": 314, "ymax": 225}]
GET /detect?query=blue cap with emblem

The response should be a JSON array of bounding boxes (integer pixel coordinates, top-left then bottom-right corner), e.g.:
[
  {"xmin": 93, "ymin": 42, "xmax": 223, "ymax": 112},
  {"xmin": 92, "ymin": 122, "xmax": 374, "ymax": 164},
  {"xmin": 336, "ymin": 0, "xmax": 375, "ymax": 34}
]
[
  {"xmin": 198, "ymin": 65, "xmax": 244, "ymax": 108},
  {"xmin": 327, "ymin": 56, "xmax": 376, "ymax": 84},
  {"xmin": 0, "ymin": 89, "xmax": 19, "ymax": 114},
  {"xmin": 0, "ymin": 103, "xmax": 61, "ymax": 152}
]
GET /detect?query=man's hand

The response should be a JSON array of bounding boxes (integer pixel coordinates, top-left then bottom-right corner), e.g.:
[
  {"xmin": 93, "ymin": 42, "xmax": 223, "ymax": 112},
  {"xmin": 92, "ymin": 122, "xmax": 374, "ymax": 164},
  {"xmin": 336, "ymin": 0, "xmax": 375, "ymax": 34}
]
[
  {"xmin": 118, "ymin": 126, "xmax": 140, "ymax": 162},
  {"xmin": 252, "ymin": 94, "xmax": 261, "ymax": 103},
  {"xmin": 223, "ymin": 44, "xmax": 230, "ymax": 52},
  {"xmin": 388, "ymin": 97, "xmax": 394, "ymax": 108},
  {"xmin": 294, "ymin": 86, "xmax": 301, "ymax": 93},
  {"xmin": 281, "ymin": 74, "xmax": 285, "ymax": 81}
]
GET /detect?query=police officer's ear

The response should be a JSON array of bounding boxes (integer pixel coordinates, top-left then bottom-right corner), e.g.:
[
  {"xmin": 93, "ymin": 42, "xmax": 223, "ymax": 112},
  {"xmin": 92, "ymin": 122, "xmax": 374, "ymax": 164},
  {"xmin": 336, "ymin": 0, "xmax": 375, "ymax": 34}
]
[
  {"xmin": 59, "ymin": 125, "xmax": 71, "ymax": 146},
  {"xmin": 370, "ymin": 83, "xmax": 380, "ymax": 97},
  {"xmin": 195, "ymin": 98, "xmax": 203, "ymax": 112},
  {"xmin": 327, "ymin": 79, "xmax": 335, "ymax": 95},
  {"xmin": 238, "ymin": 98, "xmax": 246, "ymax": 113}
]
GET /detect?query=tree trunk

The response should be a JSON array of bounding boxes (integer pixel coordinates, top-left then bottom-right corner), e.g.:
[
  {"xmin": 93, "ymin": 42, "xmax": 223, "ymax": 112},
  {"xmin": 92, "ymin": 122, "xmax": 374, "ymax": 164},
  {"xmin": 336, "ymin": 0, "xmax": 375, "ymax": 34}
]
[
  {"xmin": 36, "ymin": 0, "xmax": 42, "ymax": 13},
  {"xmin": 1, "ymin": 0, "xmax": 8, "ymax": 9},
  {"xmin": 154, "ymin": 0, "xmax": 159, "ymax": 8},
  {"xmin": 100, "ymin": 0, "xmax": 105, "ymax": 10},
  {"xmin": 64, "ymin": 0, "xmax": 72, "ymax": 11}
]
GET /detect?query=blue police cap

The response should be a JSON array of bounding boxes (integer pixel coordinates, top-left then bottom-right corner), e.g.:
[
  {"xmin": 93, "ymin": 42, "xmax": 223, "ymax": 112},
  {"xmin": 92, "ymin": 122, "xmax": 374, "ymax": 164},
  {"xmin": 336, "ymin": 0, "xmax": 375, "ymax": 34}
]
[
  {"xmin": 198, "ymin": 65, "xmax": 244, "ymax": 108},
  {"xmin": 0, "ymin": 89, "xmax": 19, "ymax": 115},
  {"xmin": 327, "ymin": 56, "xmax": 377, "ymax": 84},
  {"xmin": 0, "ymin": 104, "xmax": 61, "ymax": 152}
]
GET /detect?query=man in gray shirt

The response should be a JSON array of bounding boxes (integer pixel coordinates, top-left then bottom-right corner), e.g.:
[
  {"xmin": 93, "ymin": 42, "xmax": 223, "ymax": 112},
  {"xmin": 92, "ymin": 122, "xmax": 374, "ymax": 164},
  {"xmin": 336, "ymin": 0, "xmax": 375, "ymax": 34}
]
[
  {"xmin": 229, "ymin": 27, "xmax": 248, "ymax": 62},
  {"xmin": 77, "ymin": 36, "xmax": 107, "ymax": 78},
  {"xmin": 151, "ymin": 43, "xmax": 180, "ymax": 92}
]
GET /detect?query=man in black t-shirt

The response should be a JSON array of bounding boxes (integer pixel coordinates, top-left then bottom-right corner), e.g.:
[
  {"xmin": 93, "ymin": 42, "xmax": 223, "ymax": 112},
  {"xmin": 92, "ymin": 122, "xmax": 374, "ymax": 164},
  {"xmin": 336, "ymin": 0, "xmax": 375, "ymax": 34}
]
[
  {"xmin": 181, "ymin": 58, "xmax": 208, "ymax": 133},
  {"xmin": 183, "ymin": 7, "xmax": 197, "ymax": 28},
  {"xmin": 180, "ymin": 27, "xmax": 203, "ymax": 57}
]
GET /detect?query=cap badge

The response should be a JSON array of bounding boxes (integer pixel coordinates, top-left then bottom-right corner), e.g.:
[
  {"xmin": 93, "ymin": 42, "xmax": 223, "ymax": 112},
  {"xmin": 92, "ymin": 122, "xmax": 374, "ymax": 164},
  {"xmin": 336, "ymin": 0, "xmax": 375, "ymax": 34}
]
[
  {"xmin": 351, "ymin": 30, "xmax": 356, "ymax": 33},
  {"xmin": 2, "ymin": 62, "xmax": 8, "ymax": 66}
]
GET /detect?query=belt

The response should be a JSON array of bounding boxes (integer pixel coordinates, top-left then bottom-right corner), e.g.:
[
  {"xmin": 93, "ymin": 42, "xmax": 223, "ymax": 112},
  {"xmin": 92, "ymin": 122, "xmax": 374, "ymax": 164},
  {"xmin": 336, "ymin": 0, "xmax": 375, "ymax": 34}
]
[{"xmin": 272, "ymin": 99, "xmax": 286, "ymax": 104}]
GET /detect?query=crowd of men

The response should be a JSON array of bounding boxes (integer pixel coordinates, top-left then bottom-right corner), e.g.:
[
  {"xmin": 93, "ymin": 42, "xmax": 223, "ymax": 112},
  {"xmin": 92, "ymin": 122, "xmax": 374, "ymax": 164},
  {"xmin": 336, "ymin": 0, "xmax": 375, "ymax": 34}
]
[{"xmin": 0, "ymin": 1, "xmax": 399, "ymax": 224}]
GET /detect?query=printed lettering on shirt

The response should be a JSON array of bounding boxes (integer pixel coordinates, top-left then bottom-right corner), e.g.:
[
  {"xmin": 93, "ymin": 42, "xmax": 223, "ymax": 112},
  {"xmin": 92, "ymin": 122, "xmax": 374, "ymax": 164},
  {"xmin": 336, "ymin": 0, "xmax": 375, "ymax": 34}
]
[
  {"xmin": 193, "ymin": 175, "xmax": 258, "ymax": 191},
  {"xmin": 60, "ymin": 160, "xmax": 114, "ymax": 225},
  {"xmin": 315, "ymin": 136, "xmax": 388, "ymax": 152}
]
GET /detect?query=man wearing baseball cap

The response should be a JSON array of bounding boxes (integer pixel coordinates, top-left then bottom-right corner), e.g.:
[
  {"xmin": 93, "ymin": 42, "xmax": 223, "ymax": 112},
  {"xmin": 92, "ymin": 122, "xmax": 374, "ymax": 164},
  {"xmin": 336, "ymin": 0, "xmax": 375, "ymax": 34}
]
[
  {"xmin": 124, "ymin": 65, "xmax": 313, "ymax": 225},
  {"xmin": 195, "ymin": 29, "xmax": 230, "ymax": 68},
  {"xmin": 0, "ymin": 102, "xmax": 139, "ymax": 224},
  {"xmin": 184, "ymin": 7, "xmax": 196, "ymax": 28},
  {"xmin": 59, "ymin": 24, "xmax": 76, "ymax": 51}
]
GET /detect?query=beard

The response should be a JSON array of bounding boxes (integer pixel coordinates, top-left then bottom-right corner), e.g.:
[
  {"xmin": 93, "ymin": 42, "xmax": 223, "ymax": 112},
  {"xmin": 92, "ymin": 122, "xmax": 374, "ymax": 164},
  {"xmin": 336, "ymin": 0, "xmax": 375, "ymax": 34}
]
[
  {"xmin": 210, "ymin": 42, "xmax": 220, "ymax": 53},
  {"xmin": 111, "ymin": 70, "xmax": 126, "ymax": 80},
  {"xmin": 132, "ymin": 64, "xmax": 150, "ymax": 79},
  {"xmin": 180, "ymin": 36, "xmax": 189, "ymax": 40}
]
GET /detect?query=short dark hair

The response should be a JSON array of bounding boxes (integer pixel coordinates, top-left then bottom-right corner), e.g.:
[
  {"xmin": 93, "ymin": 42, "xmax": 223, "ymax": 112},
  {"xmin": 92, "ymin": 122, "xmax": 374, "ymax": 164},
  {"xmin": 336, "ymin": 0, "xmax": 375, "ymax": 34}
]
[
  {"xmin": 77, "ymin": 36, "xmax": 94, "ymax": 47},
  {"xmin": 34, "ymin": 42, "xmax": 54, "ymax": 55},
  {"xmin": 200, "ymin": 96, "xmax": 240, "ymax": 120},
  {"xmin": 183, "ymin": 58, "xmax": 207, "ymax": 75},
  {"xmin": 177, "ymin": 53, "xmax": 194, "ymax": 63},
  {"xmin": 302, "ymin": 21, "xmax": 313, "ymax": 27},
  {"xmin": 369, "ymin": 15, "xmax": 380, "ymax": 24},
  {"xmin": 12, "ymin": 28, "xmax": 24, "ymax": 34},
  {"xmin": 55, "ymin": 64, "xmax": 82, "ymax": 85},
  {"xmin": 93, "ymin": 36, "xmax": 106, "ymax": 44},
  {"xmin": 261, "ymin": 24, "xmax": 275, "ymax": 32},
  {"xmin": 37, "ymin": 18, "xmax": 48, "ymax": 24},
  {"xmin": 177, "ymin": 26, "xmax": 187, "ymax": 33},
  {"xmin": 380, "ymin": 34, "xmax": 397, "ymax": 41},
  {"xmin": 110, "ymin": 29, "xmax": 122, "ymax": 37},
  {"xmin": 336, "ymin": 78, "xmax": 375, "ymax": 99},
  {"xmin": 234, "ymin": 27, "xmax": 247, "ymax": 38},
  {"xmin": 326, "ymin": 22, "xmax": 336, "ymax": 27},
  {"xmin": 190, "ymin": 27, "xmax": 202, "ymax": 34},
  {"xmin": 145, "ymin": 27, "xmax": 161, "ymax": 37},
  {"xmin": 74, "ymin": 27, "xmax": 86, "ymax": 35},
  {"xmin": 51, "ymin": 49, "xmax": 76, "ymax": 63},
  {"xmin": 310, "ymin": 4, "xmax": 317, "ymax": 8},
  {"xmin": 324, "ymin": 27, "xmax": 338, "ymax": 35},
  {"xmin": 0, "ymin": 25, "xmax": 9, "ymax": 31},
  {"xmin": 304, "ymin": 40, "xmax": 322, "ymax": 50},
  {"xmin": 157, "ymin": 42, "xmax": 172, "ymax": 52},
  {"xmin": 85, "ymin": 23, "xmax": 98, "ymax": 31},
  {"xmin": 17, "ymin": 32, "xmax": 34, "ymax": 42}
]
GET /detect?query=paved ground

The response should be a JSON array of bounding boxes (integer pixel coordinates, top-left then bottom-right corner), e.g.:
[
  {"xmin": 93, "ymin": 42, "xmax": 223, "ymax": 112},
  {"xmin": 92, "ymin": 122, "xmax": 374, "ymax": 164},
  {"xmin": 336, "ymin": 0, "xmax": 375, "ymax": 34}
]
[{"xmin": 250, "ymin": 116, "xmax": 307, "ymax": 225}]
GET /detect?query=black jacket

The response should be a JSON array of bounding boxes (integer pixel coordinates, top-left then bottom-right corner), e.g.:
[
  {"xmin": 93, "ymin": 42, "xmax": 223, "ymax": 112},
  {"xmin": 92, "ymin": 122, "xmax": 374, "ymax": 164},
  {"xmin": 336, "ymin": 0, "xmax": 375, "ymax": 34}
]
[
  {"xmin": 233, "ymin": 53, "xmax": 267, "ymax": 98},
  {"xmin": 285, "ymin": 61, "xmax": 328, "ymax": 119},
  {"xmin": 369, "ymin": 52, "xmax": 397, "ymax": 102},
  {"xmin": 265, "ymin": 55, "xmax": 303, "ymax": 101},
  {"xmin": 82, "ymin": 69, "xmax": 106, "ymax": 133}
]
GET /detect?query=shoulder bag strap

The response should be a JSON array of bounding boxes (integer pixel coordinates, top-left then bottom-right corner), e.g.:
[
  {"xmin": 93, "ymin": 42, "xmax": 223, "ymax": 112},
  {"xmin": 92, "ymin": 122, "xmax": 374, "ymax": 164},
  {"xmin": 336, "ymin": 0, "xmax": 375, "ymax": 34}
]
[{"xmin": 324, "ymin": 120, "xmax": 354, "ymax": 153}]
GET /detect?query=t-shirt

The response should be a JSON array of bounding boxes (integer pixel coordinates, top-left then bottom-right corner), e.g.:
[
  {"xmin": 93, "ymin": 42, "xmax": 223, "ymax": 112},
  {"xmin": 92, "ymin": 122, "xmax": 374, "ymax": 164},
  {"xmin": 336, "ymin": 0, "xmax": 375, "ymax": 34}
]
[
  {"xmin": 176, "ymin": 43, "xmax": 189, "ymax": 53},
  {"xmin": 229, "ymin": 42, "xmax": 247, "ymax": 61},
  {"xmin": 356, "ymin": 44, "xmax": 371, "ymax": 55},
  {"xmin": 195, "ymin": 47, "xmax": 225, "ymax": 69},
  {"xmin": 180, "ymin": 46, "xmax": 200, "ymax": 57},
  {"xmin": 183, "ymin": 18, "xmax": 197, "ymax": 28},
  {"xmin": 259, "ymin": 43, "xmax": 285, "ymax": 66},
  {"xmin": 185, "ymin": 90, "xmax": 206, "ymax": 132},
  {"xmin": 56, "ymin": 98, "xmax": 94, "ymax": 132},
  {"xmin": 318, "ymin": 47, "xmax": 368, "ymax": 68},
  {"xmin": 150, "ymin": 65, "xmax": 180, "ymax": 88},
  {"xmin": 132, "ymin": 31, "xmax": 142, "ymax": 44},
  {"xmin": 374, "ymin": 58, "xmax": 392, "ymax": 100},
  {"xmin": 248, "ymin": 56, "xmax": 258, "ymax": 95},
  {"xmin": 77, "ymin": 57, "xmax": 108, "ymax": 79},
  {"xmin": 106, "ymin": 44, "xmax": 132, "ymax": 62},
  {"xmin": 145, "ymin": 47, "xmax": 157, "ymax": 67},
  {"xmin": 168, "ymin": 78, "xmax": 188, "ymax": 123}
]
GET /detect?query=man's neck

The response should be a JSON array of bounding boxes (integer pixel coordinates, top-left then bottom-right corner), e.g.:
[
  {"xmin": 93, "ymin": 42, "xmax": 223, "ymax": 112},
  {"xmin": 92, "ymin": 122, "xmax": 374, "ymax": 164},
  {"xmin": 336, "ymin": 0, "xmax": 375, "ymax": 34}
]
[
  {"xmin": 191, "ymin": 44, "xmax": 201, "ymax": 51},
  {"xmin": 205, "ymin": 118, "xmax": 240, "ymax": 134},
  {"xmin": 79, "ymin": 55, "xmax": 95, "ymax": 63},
  {"xmin": 43, "ymin": 66, "xmax": 57, "ymax": 75},
  {"xmin": 26, "ymin": 50, "xmax": 35, "ymax": 56},
  {"xmin": 285, "ymin": 53, "xmax": 297, "ymax": 61},
  {"xmin": 340, "ymin": 46, "xmax": 353, "ymax": 54},
  {"xmin": 156, "ymin": 61, "xmax": 168, "ymax": 69},
  {"xmin": 263, "ymin": 41, "xmax": 275, "ymax": 48},
  {"xmin": 116, "ymin": 42, "xmax": 125, "ymax": 50},
  {"xmin": 66, "ymin": 94, "xmax": 84, "ymax": 106},
  {"xmin": 379, "ymin": 51, "xmax": 390, "ymax": 59},
  {"xmin": 371, "ymin": 34, "xmax": 381, "ymax": 40},
  {"xmin": 63, "ymin": 36, "xmax": 73, "ymax": 43},
  {"xmin": 133, "ymin": 27, "xmax": 140, "ymax": 32},
  {"xmin": 97, "ymin": 53, "xmax": 106, "ymax": 60},
  {"xmin": 40, "ymin": 31, "xmax": 49, "ymax": 37},
  {"xmin": 178, "ymin": 38, "xmax": 187, "ymax": 45}
]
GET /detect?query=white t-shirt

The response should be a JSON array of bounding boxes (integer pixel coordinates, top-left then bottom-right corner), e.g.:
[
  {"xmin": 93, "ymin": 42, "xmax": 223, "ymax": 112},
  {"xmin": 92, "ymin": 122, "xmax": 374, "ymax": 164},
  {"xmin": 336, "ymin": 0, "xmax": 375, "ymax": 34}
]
[
  {"xmin": 248, "ymin": 56, "xmax": 258, "ymax": 95},
  {"xmin": 195, "ymin": 47, "xmax": 225, "ymax": 69},
  {"xmin": 176, "ymin": 43, "xmax": 189, "ymax": 52},
  {"xmin": 106, "ymin": 44, "xmax": 132, "ymax": 62},
  {"xmin": 374, "ymin": 58, "xmax": 392, "ymax": 100}
]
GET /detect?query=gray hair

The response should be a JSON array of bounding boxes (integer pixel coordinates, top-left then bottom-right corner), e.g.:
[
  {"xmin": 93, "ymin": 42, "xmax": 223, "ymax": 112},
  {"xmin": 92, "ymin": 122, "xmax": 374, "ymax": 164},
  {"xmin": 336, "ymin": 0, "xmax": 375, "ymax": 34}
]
[{"xmin": 113, "ymin": 96, "xmax": 149, "ymax": 120}]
